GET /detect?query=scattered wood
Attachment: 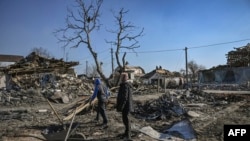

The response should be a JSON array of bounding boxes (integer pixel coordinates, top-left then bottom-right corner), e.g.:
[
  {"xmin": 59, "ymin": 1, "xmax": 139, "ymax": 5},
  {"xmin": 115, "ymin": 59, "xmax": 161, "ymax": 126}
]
[{"xmin": 63, "ymin": 98, "xmax": 97, "ymax": 121}]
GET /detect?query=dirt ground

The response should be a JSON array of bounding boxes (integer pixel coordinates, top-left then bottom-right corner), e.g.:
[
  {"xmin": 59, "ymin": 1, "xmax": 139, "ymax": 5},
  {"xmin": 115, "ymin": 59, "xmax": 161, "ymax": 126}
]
[{"xmin": 0, "ymin": 89, "xmax": 250, "ymax": 141}]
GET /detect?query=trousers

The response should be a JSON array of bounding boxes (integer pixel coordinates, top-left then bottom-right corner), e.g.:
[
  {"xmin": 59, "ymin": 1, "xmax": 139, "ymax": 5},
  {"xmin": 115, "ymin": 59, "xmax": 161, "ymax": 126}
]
[
  {"xmin": 96, "ymin": 101, "xmax": 108, "ymax": 124},
  {"xmin": 122, "ymin": 108, "xmax": 131, "ymax": 138}
]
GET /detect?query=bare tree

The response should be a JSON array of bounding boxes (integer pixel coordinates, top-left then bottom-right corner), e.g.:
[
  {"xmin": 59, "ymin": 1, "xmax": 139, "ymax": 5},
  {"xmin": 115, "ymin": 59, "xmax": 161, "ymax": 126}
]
[
  {"xmin": 54, "ymin": 0, "xmax": 111, "ymax": 86},
  {"xmin": 87, "ymin": 64, "xmax": 99, "ymax": 78},
  {"xmin": 54, "ymin": 0, "xmax": 143, "ymax": 87},
  {"xmin": 107, "ymin": 8, "xmax": 144, "ymax": 72},
  {"xmin": 188, "ymin": 60, "xmax": 206, "ymax": 83},
  {"xmin": 30, "ymin": 47, "xmax": 53, "ymax": 58},
  {"xmin": 172, "ymin": 71, "xmax": 182, "ymax": 77}
]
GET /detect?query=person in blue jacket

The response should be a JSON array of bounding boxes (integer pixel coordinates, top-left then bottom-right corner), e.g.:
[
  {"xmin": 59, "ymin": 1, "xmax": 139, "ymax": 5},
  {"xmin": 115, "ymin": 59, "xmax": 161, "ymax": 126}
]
[{"xmin": 90, "ymin": 78, "xmax": 108, "ymax": 129}]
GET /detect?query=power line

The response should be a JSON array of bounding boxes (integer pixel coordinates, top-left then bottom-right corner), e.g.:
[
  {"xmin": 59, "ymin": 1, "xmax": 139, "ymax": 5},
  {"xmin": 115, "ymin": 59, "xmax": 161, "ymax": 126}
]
[
  {"xmin": 124, "ymin": 48, "xmax": 183, "ymax": 54},
  {"xmin": 123, "ymin": 38, "xmax": 250, "ymax": 54},
  {"xmin": 73, "ymin": 48, "xmax": 110, "ymax": 61},
  {"xmin": 189, "ymin": 38, "xmax": 250, "ymax": 49},
  {"xmin": 174, "ymin": 51, "xmax": 185, "ymax": 71}
]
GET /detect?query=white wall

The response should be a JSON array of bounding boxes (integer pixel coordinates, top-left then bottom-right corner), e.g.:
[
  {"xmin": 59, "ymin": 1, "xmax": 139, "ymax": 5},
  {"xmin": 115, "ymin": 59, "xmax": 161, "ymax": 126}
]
[{"xmin": 0, "ymin": 74, "xmax": 6, "ymax": 89}]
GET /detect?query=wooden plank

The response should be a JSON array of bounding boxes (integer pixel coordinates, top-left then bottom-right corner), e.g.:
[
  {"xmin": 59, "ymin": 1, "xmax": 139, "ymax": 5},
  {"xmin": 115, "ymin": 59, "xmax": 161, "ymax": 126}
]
[{"xmin": 63, "ymin": 98, "xmax": 97, "ymax": 121}]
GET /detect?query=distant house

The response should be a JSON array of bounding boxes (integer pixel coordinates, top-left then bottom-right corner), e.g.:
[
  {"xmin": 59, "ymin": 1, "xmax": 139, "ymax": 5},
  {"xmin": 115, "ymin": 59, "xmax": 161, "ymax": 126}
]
[
  {"xmin": 112, "ymin": 65, "xmax": 145, "ymax": 83},
  {"xmin": 141, "ymin": 66, "xmax": 184, "ymax": 88},
  {"xmin": 0, "ymin": 54, "xmax": 24, "ymax": 89},
  {"xmin": 141, "ymin": 66, "xmax": 171, "ymax": 85}
]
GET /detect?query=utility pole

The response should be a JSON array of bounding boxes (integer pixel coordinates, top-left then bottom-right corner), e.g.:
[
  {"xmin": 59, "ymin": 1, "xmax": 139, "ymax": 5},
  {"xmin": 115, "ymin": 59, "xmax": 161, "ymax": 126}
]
[
  {"xmin": 185, "ymin": 47, "xmax": 188, "ymax": 89},
  {"xmin": 111, "ymin": 48, "xmax": 114, "ymax": 74},
  {"xmin": 63, "ymin": 47, "xmax": 66, "ymax": 61},
  {"xmin": 86, "ymin": 60, "xmax": 88, "ymax": 76},
  {"xmin": 66, "ymin": 52, "xmax": 69, "ymax": 62}
]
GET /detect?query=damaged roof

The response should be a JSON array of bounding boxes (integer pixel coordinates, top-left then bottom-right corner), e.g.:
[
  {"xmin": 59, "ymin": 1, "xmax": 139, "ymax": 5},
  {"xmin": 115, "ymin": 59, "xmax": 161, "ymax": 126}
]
[
  {"xmin": 0, "ymin": 54, "xmax": 24, "ymax": 62},
  {"xmin": 3, "ymin": 52, "xmax": 79, "ymax": 75},
  {"xmin": 226, "ymin": 43, "xmax": 250, "ymax": 67},
  {"xmin": 142, "ymin": 67, "xmax": 172, "ymax": 79}
]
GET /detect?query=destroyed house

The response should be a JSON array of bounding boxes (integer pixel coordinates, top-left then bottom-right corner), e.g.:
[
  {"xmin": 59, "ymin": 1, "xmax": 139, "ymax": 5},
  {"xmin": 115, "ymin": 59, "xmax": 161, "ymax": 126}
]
[
  {"xmin": 226, "ymin": 43, "xmax": 250, "ymax": 67},
  {"xmin": 141, "ymin": 66, "xmax": 172, "ymax": 86},
  {"xmin": 124, "ymin": 65, "xmax": 145, "ymax": 78},
  {"xmin": 198, "ymin": 66, "xmax": 250, "ymax": 90},
  {"xmin": 0, "ymin": 54, "xmax": 24, "ymax": 68},
  {"xmin": 1, "ymin": 52, "xmax": 79, "ymax": 90},
  {"xmin": 0, "ymin": 54, "xmax": 24, "ymax": 63},
  {"xmin": 113, "ymin": 65, "xmax": 145, "ymax": 83},
  {"xmin": 0, "ymin": 54, "xmax": 24, "ymax": 89},
  {"xmin": 198, "ymin": 43, "xmax": 250, "ymax": 90},
  {"xmin": 198, "ymin": 65, "xmax": 250, "ymax": 82}
]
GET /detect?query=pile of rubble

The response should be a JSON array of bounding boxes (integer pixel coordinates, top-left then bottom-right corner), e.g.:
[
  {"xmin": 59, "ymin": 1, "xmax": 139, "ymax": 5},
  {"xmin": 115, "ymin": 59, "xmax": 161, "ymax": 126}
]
[
  {"xmin": 0, "ymin": 81, "xmax": 249, "ymax": 140},
  {"xmin": 0, "ymin": 53, "xmax": 250, "ymax": 141},
  {"xmin": 3, "ymin": 52, "xmax": 79, "ymax": 89},
  {"xmin": 0, "ymin": 52, "xmax": 94, "ymax": 107}
]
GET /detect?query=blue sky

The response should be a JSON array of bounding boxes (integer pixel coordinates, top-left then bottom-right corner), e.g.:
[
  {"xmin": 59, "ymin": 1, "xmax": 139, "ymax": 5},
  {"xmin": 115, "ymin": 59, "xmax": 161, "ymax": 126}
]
[{"xmin": 1, "ymin": 0, "xmax": 250, "ymax": 76}]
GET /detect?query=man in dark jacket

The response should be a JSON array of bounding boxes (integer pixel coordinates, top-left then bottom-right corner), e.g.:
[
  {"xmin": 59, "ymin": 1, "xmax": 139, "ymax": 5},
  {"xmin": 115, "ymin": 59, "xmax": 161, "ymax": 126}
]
[
  {"xmin": 117, "ymin": 73, "xmax": 134, "ymax": 140},
  {"xmin": 90, "ymin": 78, "xmax": 108, "ymax": 129}
]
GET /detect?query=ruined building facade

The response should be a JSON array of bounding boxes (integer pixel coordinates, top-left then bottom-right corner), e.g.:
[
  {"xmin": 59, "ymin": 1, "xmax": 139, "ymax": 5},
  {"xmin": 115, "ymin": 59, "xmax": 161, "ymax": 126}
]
[
  {"xmin": 198, "ymin": 43, "xmax": 250, "ymax": 90},
  {"xmin": 226, "ymin": 43, "xmax": 250, "ymax": 67}
]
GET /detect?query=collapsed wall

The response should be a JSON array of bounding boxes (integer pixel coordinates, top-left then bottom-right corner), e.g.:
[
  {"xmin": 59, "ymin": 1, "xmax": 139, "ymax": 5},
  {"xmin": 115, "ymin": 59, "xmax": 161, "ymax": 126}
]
[{"xmin": 198, "ymin": 66, "xmax": 250, "ymax": 90}]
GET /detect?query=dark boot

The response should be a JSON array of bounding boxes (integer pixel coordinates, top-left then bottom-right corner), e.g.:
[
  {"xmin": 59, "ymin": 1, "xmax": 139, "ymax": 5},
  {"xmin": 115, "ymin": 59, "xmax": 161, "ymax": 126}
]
[
  {"xmin": 124, "ymin": 130, "xmax": 131, "ymax": 140},
  {"xmin": 123, "ymin": 136, "xmax": 133, "ymax": 141}
]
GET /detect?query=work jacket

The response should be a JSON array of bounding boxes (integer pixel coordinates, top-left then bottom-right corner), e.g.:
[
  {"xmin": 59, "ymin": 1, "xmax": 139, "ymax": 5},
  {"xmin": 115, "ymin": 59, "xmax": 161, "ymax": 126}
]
[{"xmin": 117, "ymin": 81, "xmax": 134, "ymax": 112}]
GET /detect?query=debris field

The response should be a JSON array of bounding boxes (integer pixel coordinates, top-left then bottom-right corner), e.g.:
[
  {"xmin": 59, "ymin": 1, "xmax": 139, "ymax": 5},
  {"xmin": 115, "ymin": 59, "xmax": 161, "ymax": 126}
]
[{"xmin": 0, "ymin": 53, "xmax": 250, "ymax": 141}]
